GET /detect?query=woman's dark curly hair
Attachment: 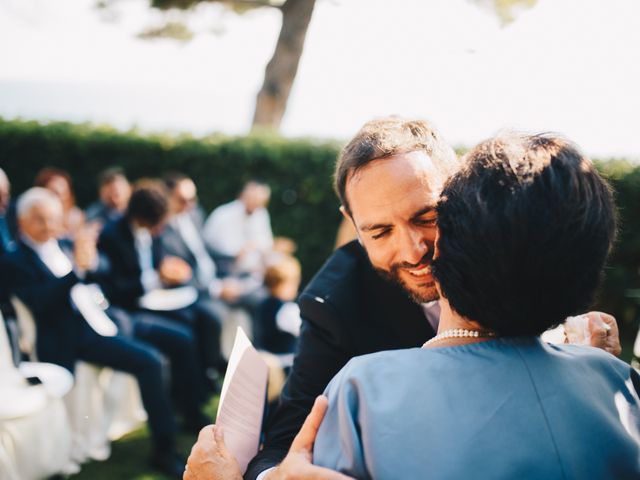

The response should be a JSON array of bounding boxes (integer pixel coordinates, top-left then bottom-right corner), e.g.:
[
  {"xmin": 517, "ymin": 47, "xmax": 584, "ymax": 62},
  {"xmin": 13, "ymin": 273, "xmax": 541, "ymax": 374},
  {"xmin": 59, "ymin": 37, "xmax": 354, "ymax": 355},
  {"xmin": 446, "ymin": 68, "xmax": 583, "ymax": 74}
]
[{"xmin": 432, "ymin": 134, "xmax": 617, "ymax": 336}]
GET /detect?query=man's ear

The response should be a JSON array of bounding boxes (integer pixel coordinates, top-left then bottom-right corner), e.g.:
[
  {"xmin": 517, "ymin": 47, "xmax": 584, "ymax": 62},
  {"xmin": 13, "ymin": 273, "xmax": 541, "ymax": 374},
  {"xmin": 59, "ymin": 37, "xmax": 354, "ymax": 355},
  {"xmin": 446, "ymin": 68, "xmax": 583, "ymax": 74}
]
[
  {"xmin": 339, "ymin": 205, "xmax": 363, "ymax": 245},
  {"xmin": 339, "ymin": 205, "xmax": 349, "ymax": 221}
]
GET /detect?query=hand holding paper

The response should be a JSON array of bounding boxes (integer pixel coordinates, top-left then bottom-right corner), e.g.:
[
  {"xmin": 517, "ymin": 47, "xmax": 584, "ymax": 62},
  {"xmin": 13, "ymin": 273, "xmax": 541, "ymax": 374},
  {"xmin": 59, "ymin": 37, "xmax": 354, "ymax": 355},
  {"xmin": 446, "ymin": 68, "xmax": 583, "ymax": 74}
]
[
  {"xmin": 184, "ymin": 425, "xmax": 242, "ymax": 480},
  {"xmin": 215, "ymin": 327, "xmax": 269, "ymax": 474}
]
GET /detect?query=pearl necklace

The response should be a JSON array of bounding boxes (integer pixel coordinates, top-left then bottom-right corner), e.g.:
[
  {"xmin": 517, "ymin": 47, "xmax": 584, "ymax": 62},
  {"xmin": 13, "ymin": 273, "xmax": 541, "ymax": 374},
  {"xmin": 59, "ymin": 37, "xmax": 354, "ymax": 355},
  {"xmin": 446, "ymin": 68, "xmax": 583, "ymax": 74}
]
[{"xmin": 422, "ymin": 328, "xmax": 496, "ymax": 348}]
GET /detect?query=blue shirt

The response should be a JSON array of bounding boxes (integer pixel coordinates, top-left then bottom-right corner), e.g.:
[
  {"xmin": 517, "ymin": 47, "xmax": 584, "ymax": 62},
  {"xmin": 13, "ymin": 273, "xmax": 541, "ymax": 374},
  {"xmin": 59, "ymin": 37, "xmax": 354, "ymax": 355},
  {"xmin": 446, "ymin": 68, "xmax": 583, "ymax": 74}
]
[{"xmin": 314, "ymin": 337, "xmax": 640, "ymax": 479}]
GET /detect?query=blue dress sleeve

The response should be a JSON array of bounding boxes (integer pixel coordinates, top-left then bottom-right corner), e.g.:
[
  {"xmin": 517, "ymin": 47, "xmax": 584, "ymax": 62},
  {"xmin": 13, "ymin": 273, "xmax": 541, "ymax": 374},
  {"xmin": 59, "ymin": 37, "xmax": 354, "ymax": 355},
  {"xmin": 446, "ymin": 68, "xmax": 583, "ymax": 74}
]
[{"xmin": 313, "ymin": 362, "xmax": 370, "ymax": 479}]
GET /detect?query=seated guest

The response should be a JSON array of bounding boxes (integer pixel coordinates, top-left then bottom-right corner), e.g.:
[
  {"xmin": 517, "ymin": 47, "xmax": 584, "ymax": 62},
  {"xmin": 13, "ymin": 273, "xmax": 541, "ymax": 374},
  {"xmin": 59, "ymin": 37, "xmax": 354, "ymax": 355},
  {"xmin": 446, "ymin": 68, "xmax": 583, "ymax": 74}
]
[
  {"xmin": 2, "ymin": 187, "xmax": 193, "ymax": 478},
  {"xmin": 161, "ymin": 173, "xmax": 245, "ymax": 305},
  {"xmin": 85, "ymin": 167, "xmax": 131, "ymax": 229},
  {"xmin": 34, "ymin": 167, "xmax": 84, "ymax": 238},
  {"xmin": 0, "ymin": 168, "xmax": 19, "ymax": 366},
  {"xmin": 313, "ymin": 134, "xmax": 640, "ymax": 479},
  {"xmin": 98, "ymin": 180, "xmax": 226, "ymax": 385},
  {"xmin": 255, "ymin": 255, "xmax": 302, "ymax": 367},
  {"xmin": 203, "ymin": 179, "xmax": 273, "ymax": 278},
  {"xmin": 0, "ymin": 168, "xmax": 17, "ymax": 307},
  {"xmin": 0, "ymin": 168, "xmax": 16, "ymax": 256}
]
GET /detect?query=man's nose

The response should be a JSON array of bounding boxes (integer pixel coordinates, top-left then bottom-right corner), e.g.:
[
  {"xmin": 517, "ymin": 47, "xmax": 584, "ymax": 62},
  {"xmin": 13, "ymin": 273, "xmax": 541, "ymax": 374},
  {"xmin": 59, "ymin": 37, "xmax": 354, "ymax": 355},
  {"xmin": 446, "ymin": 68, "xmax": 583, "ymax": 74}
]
[{"xmin": 398, "ymin": 227, "xmax": 429, "ymax": 266}]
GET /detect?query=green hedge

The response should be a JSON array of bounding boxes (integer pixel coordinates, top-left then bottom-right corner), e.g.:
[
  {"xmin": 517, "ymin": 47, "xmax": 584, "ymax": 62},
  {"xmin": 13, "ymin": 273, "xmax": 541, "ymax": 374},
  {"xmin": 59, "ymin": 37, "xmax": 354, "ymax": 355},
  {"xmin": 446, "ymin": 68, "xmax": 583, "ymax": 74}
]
[
  {"xmin": 0, "ymin": 118, "xmax": 343, "ymax": 286},
  {"xmin": 595, "ymin": 160, "xmax": 640, "ymax": 332},
  {"xmin": 1, "ymin": 118, "xmax": 639, "ymax": 348}
]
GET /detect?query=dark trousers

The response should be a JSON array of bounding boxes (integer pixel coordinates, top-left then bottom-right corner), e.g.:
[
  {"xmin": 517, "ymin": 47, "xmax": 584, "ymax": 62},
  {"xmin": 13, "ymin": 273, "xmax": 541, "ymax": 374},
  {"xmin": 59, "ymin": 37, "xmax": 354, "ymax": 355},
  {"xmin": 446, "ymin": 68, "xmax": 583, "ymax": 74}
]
[
  {"xmin": 191, "ymin": 297, "xmax": 226, "ymax": 373},
  {"xmin": 157, "ymin": 296, "xmax": 226, "ymax": 375},
  {"xmin": 130, "ymin": 311, "xmax": 207, "ymax": 414},
  {"xmin": 77, "ymin": 326, "xmax": 177, "ymax": 454}
]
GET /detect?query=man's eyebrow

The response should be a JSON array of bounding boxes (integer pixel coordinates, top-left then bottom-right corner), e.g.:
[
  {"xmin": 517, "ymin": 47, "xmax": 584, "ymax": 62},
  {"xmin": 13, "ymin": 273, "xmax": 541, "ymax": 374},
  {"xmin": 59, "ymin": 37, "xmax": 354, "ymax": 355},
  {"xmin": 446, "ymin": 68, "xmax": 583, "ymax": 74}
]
[
  {"xmin": 410, "ymin": 206, "xmax": 436, "ymax": 220},
  {"xmin": 359, "ymin": 222, "xmax": 392, "ymax": 232},
  {"xmin": 359, "ymin": 206, "xmax": 437, "ymax": 232}
]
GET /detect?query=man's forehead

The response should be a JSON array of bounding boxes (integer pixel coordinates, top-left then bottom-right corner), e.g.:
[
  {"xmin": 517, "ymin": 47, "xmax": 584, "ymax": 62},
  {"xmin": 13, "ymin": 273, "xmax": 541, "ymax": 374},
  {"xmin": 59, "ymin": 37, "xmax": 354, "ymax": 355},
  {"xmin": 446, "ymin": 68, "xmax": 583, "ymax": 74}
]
[
  {"xmin": 350, "ymin": 150, "xmax": 443, "ymax": 183},
  {"xmin": 178, "ymin": 179, "xmax": 197, "ymax": 198},
  {"xmin": 346, "ymin": 151, "xmax": 445, "ymax": 228},
  {"xmin": 348, "ymin": 151, "xmax": 444, "ymax": 199},
  {"xmin": 32, "ymin": 202, "xmax": 60, "ymax": 214}
]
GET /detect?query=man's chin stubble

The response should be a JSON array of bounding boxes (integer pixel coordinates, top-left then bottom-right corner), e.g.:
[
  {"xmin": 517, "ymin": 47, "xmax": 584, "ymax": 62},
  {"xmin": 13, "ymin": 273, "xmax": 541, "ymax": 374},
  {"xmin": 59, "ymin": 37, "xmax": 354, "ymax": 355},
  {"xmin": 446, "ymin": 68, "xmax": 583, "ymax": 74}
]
[{"xmin": 373, "ymin": 267, "xmax": 439, "ymax": 304}]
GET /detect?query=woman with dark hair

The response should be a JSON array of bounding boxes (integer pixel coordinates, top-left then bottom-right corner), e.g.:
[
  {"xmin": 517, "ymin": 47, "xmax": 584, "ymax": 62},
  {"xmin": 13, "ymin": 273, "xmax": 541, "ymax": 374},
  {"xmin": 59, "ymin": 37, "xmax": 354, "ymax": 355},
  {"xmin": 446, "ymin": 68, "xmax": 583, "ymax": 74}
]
[
  {"xmin": 313, "ymin": 134, "xmax": 640, "ymax": 479},
  {"xmin": 35, "ymin": 167, "xmax": 85, "ymax": 237}
]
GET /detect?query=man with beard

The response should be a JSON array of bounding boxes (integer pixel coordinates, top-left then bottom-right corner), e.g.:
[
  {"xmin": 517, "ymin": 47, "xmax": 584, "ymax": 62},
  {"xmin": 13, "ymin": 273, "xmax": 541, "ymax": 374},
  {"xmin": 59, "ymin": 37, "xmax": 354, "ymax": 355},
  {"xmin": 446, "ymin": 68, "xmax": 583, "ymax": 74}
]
[{"xmin": 185, "ymin": 117, "xmax": 621, "ymax": 480}]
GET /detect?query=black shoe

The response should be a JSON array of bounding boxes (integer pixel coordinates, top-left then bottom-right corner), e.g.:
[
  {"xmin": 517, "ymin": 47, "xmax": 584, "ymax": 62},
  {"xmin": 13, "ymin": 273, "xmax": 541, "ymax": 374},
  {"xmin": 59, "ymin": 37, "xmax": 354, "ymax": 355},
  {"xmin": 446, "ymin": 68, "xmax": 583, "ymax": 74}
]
[{"xmin": 150, "ymin": 452, "xmax": 185, "ymax": 479}]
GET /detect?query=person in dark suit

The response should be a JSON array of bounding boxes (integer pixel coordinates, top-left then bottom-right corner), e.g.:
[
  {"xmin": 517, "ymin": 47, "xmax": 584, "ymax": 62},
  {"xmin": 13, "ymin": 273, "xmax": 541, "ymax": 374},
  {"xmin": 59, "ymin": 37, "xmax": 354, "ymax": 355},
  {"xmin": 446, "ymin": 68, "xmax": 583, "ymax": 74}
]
[
  {"xmin": 0, "ymin": 168, "xmax": 16, "ymax": 256},
  {"xmin": 161, "ymin": 173, "xmax": 268, "ymax": 332},
  {"xmin": 185, "ymin": 117, "xmax": 622, "ymax": 480},
  {"xmin": 3, "ymin": 187, "xmax": 192, "ymax": 478},
  {"xmin": 161, "ymin": 174, "xmax": 243, "ymax": 302},
  {"xmin": 0, "ymin": 169, "xmax": 21, "ymax": 360},
  {"xmin": 98, "ymin": 179, "xmax": 227, "ymax": 385},
  {"xmin": 85, "ymin": 167, "xmax": 132, "ymax": 229}
]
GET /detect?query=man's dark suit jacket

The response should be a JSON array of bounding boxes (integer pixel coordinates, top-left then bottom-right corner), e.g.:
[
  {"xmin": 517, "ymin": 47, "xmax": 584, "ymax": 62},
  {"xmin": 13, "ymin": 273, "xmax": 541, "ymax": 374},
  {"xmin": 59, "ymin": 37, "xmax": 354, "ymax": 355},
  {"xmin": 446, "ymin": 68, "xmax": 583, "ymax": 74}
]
[
  {"xmin": 2, "ymin": 240, "xmax": 106, "ymax": 371},
  {"xmin": 85, "ymin": 200, "xmax": 123, "ymax": 228},
  {"xmin": 97, "ymin": 216, "xmax": 162, "ymax": 310},
  {"xmin": 0, "ymin": 203, "xmax": 18, "ymax": 303},
  {"xmin": 0, "ymin": 201, "xmax": 17, "ymax": 257},
  {"xmin": 157, "ymin": 209, "xmax": 211, "ymax": 291},
  {"xmin": 245, "ymin": 240, "xmax": 436, "ymax": 479}
]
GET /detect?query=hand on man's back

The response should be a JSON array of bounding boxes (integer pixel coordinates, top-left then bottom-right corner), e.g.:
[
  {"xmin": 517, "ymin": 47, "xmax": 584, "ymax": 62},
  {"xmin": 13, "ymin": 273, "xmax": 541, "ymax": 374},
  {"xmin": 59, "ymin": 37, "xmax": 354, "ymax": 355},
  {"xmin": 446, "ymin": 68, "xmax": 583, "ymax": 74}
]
[{"xmin": 264, "ymin": 396, "xmax": 354, "ymax": 480}]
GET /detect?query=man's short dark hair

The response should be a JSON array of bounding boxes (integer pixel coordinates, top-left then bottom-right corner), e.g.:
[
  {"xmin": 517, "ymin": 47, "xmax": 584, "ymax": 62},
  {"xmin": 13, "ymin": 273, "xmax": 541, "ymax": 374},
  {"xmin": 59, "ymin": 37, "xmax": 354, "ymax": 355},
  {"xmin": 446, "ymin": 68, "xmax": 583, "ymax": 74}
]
[
  {"xmin": 125, "ymin": 179, "xmax": 168, "ymax": 227},
  {"xmin": 432, "ymin": 134, "xmax": 617, "ymax": 336},
  {"xmin": 98, "ymin": 167, "xmax": 126, "ymax": 187},
  {"xmin": 163, "ymin": 172, "xmax": 189, "ymax": 192},
  {"xmin": 334, "ymin": 116, "xmax": 459, "ymax": 215}
]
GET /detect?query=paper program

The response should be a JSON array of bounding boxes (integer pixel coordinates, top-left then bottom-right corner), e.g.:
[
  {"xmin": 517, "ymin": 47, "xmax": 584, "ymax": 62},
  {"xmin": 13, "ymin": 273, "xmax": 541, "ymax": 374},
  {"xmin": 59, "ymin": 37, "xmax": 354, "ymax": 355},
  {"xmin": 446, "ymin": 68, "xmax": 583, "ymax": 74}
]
[{"xmin": 216, "ymin": 327, "xmax": 268, "ymax": 473}]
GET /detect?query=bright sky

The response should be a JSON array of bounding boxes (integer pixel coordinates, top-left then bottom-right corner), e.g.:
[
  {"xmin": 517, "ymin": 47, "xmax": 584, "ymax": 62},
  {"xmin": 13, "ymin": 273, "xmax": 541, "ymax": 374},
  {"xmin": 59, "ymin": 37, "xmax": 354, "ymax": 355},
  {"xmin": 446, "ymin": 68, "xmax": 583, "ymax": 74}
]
[{"xmin": 1, "ymin": 0, "xmax": 639, "ymax": 157}]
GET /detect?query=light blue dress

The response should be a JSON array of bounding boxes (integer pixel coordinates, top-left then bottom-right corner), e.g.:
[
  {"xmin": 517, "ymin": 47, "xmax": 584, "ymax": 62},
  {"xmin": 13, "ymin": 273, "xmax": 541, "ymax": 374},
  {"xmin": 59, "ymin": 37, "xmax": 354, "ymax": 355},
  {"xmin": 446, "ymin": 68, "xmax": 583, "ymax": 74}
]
[{"xmin": 314, "ymin": 337, "xmax": 640, "ymax": 479}]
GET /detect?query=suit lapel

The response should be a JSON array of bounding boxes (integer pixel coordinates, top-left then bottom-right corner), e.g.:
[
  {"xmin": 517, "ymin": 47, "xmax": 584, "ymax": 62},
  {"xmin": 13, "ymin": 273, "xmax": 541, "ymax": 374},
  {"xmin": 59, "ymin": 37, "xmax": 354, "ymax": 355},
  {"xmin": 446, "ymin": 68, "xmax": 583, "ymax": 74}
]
[
  {"xmin": 163, "ymin": 223, "xmax": 195, "ymax": 265},
  {"xmin": 18, "ymin": 241, "xmax": 59, "ymax": 281},
  {"xmin": 116, "ymin": 218, "xmax": 142, "ymax": 273}
]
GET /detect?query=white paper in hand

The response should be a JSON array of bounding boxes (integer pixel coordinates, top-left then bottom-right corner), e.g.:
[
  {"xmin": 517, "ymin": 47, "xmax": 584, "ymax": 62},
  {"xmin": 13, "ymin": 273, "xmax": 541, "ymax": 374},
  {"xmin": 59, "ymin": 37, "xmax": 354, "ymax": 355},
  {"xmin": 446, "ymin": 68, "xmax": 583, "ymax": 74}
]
[
  {"xmin": 216, "ymin": 327, "xmax": 268, "ymax": 474},
  {"xmin": 70, "ymin": 284, "xmax": 118, "ymax": 336},
  {"xmin": 138, "ymin": 286, "xmax": 198, "ymax": 311}
]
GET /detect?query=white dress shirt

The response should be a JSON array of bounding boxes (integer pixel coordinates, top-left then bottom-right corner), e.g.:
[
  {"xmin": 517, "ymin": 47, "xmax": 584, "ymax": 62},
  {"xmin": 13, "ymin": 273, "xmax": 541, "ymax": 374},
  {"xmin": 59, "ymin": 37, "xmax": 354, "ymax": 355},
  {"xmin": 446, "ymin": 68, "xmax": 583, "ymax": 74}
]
[
  {"xmin": 22, "ymin": 236, "xmax": 73, "ymax": 278},
  {"xmin": 203, "ymin": 199, "xmax": 274, "ymax": 268},
  {"xmin": 21, "ymin": 235, "xmax": 117, "ymax": 336},
  {"xmin": 133, "ymin": 226, "xmax": 161, "ymax": 293}
]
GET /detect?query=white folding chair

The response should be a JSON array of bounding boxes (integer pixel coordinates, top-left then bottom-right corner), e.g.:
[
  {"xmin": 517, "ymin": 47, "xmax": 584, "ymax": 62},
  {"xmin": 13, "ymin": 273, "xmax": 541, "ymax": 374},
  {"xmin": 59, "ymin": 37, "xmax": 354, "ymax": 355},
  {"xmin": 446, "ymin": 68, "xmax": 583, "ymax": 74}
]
[
  {"xmin": 9, "ymin": 296, "xmax": 146, "ymax": 464},
  {"xmin": 0, "ymin": 309, "xmax": 74, "ymax": 480}
]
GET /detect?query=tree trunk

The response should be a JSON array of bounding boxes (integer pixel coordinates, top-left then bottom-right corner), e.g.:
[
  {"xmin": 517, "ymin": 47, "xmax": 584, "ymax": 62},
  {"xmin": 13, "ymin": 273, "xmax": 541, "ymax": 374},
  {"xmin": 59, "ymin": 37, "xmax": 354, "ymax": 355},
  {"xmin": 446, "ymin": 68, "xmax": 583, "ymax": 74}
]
[{"xmin": 252, "ymin": 0, "xmax": 316, "ymax": 132}]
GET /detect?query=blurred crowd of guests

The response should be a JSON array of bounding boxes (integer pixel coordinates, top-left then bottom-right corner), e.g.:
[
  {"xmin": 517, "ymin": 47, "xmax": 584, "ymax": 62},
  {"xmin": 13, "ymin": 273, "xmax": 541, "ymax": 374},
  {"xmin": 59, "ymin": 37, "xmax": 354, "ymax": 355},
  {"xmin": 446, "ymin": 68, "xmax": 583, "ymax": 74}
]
[{"xmin": 0, "ymin": 166, "xmax": 302, "ymax": 478}]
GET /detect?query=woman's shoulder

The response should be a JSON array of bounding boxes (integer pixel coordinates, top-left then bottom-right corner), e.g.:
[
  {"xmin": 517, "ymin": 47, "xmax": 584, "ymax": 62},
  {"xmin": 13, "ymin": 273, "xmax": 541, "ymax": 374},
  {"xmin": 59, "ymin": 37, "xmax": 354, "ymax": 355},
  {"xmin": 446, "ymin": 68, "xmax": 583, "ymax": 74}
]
[
  {"xmin": 545, "ymin": 341, "xmax": 633, "ymax": 375},
  {"xmin": 327, "ymin": 347, "xmax": 460, "ymax": 392},
  {"xmin": 341, "ymin": 348, "xmax": 424, "ymax": 373}
]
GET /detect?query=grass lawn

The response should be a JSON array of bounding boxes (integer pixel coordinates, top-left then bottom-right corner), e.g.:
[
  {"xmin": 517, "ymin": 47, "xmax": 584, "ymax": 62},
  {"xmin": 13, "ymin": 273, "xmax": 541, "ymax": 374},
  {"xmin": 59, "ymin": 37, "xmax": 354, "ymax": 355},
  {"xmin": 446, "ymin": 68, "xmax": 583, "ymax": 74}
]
[{"xmin": 70, "ymin": 396, "xmax": 219, "ymax": 479}]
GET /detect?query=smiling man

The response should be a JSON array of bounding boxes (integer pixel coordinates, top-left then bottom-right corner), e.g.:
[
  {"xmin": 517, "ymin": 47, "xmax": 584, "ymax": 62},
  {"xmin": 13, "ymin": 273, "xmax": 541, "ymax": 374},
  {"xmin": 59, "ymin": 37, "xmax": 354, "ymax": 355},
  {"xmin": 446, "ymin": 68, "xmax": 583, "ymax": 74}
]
[
  {"xmin": 185, "ymin": 117, "xmax": 621, "ymax": 480},
  {"xmin": 345, "ymin": 150, "xmax": 443, "ymax": 302}
]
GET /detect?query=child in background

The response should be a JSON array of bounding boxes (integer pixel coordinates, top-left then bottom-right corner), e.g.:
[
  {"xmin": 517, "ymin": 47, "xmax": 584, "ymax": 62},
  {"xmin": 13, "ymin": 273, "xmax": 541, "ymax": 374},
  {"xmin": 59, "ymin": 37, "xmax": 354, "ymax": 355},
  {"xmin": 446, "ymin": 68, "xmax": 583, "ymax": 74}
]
[{"xmin": 255, "ymin": 255, "xmax": 302, "ymax": 368}]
